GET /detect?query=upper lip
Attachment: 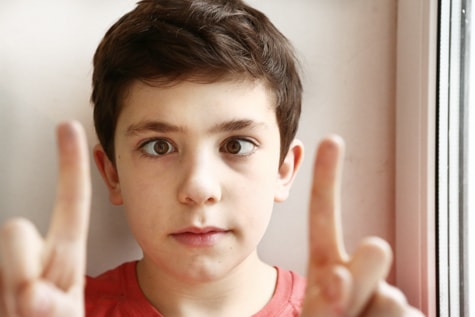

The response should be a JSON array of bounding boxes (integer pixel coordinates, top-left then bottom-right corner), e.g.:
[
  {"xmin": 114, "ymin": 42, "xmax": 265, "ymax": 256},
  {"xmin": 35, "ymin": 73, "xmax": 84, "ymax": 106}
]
[{"xmin": 172, "ymin": 226, "xmax": 228, "ymax": 234}]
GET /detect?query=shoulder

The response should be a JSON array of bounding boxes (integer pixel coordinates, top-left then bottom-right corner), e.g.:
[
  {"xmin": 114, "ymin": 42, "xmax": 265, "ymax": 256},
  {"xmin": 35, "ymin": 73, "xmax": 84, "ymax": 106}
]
[
  {"xmin": 275, "ymin": 266, "xmax": 307, "ymax": 308},
  {"xmin": 85, "ymin": 261, "xmax": 162, "ymax": 317},
  {"xmin": 253, "ymin": 266, "xmax": 307, "ymax": 317}
]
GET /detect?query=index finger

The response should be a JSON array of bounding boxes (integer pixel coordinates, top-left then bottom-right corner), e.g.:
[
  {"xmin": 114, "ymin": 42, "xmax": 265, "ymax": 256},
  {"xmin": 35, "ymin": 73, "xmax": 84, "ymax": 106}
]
[
  {"xmin": 48, "ymin": 121, "xmax": 91, "ymax": 243},
  {"xmin": 308, "ymin": 135, "xmax": 347, "ymax": 266},
  {"xmin": 41, "ymin": 121, "xmax": 91, "ymax": 289}
]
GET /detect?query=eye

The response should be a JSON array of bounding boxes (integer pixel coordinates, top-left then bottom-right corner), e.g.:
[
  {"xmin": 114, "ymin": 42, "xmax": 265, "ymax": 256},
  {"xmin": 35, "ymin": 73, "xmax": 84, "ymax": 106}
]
[
  {"xmin": 141, "ymin": 139, "xmax": 176, "ymax": 156},
  {"xmin": 221, "ymin": 138, "xmax": 257, "ymax": 156}
]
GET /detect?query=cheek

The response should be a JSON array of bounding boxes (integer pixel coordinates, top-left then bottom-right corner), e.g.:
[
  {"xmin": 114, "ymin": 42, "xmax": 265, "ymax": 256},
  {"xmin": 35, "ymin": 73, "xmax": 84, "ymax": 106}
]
[
  {"xmin": 118, "ymin": 172, "xmax": 173, "ymax": 229},
  {"xmin": 231, "ymin": 171, "xmax": 277, "ymax": 233},
  {"xmin": 239, "ymin": 199, "xmax": 275, "ymax": 249},
  {"xmin": 117, "ymin": 155, "xmax": 174, "ymax": 204},
  {"xmin": 122, "ymin": 184, "xmax": 171, "ymax": 219},
  {"xmin": 120, "ymin": 185, "xmax": 172, "ymax": 254}
]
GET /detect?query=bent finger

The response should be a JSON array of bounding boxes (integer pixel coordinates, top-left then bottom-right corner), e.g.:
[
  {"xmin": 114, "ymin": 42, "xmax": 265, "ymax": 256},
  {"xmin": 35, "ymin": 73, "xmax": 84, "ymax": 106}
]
[
  {"xmin": 0, "ymin": 218, "xmax": 43, "ymax": 316},
  {"xmin": 362, "ymin": 282, "xmax": 424, "ymax": 317},
  {"xmin": 347, "ymin": 237, "xmax": 392, "ymax": 316},
  {"xmin": 18, "ymin": 281, "xmax": 84, "ymax": 317},
  {"xmin": 301, "ymin": 265, "xmax": 352, "ymax": 317}
]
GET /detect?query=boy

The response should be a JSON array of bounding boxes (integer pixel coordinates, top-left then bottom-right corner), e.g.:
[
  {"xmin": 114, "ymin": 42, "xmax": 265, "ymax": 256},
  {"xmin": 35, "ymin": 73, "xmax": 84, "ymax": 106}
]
[{"xmin": 0, "ymin": 0, "xmax": 424, "ymax": 316}]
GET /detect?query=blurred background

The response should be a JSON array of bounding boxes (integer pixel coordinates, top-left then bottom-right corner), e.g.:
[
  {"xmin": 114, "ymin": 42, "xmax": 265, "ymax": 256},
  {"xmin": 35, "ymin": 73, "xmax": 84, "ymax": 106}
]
[{"xmin": 0, "ymin": 0, "xmax": 397, "ymax": 279}]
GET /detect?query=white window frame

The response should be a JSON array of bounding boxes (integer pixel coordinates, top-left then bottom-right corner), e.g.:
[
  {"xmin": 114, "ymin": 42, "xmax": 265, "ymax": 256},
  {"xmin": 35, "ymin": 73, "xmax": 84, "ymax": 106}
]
[{"xmin": 395, "ymin": 0, "xmax": 438, "ymax": 316}]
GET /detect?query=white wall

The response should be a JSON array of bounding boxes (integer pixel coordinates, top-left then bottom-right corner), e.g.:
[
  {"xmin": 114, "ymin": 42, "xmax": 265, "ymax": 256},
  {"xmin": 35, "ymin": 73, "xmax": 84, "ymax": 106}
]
[{"xmin": 0, "ymin": 0, "xmax": 397, "ymax": 278}]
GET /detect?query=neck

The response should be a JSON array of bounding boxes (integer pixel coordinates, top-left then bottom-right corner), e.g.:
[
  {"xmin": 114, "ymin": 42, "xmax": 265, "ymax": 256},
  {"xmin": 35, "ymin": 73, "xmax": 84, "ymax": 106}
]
[{"xmin": 136, "ymin": 251, "xmax": 277, "ymax": 317}]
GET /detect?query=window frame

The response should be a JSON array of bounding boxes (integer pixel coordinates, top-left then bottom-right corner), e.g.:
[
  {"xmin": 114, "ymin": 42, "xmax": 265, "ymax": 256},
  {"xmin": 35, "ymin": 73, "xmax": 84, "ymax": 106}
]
[
  {"xmin": 435, "ymin": 0, "xmax": 471, "ymax": 316},
  {"xmin": 395, "ymin": 0, "xmax": 438, "ymax": 316}
]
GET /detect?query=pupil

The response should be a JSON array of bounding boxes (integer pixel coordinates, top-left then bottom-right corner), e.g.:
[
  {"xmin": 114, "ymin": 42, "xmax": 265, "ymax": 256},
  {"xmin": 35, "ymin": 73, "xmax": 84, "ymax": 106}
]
[
  {"xmin": 227, "ymin": 140, "xmax": 241, "ymax": 154},
  {"xmin": 154, "ymin": 141, "xmax": 169, "ymax": 154}
]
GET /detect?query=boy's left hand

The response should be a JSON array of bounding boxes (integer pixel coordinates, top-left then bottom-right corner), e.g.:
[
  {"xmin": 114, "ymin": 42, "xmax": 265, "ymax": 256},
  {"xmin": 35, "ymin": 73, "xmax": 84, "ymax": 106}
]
[{"xmin": 300, "ymin": 136, "xmax": 425, "ymax": 317}]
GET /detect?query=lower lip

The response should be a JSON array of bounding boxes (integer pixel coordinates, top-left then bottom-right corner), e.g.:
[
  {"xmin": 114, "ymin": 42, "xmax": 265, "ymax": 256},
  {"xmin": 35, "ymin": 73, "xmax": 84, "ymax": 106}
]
[{"xmin": 172, "ymin": 231, "xmax": 228, "ymax": 247}]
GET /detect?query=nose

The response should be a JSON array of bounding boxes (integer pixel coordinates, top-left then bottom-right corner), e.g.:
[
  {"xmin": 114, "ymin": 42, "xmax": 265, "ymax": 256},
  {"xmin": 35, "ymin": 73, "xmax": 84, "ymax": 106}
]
[{"xmin": 177, "ymin": 152, "xmax": 222, "ymax": 206}]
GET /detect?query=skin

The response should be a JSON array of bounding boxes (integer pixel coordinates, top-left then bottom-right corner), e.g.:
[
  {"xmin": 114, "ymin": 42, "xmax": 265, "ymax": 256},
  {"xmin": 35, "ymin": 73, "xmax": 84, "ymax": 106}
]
[
  {"xmin": 94, "ymin": 80, "xmax": 302, "ymax": 316},
  {"xmin": 0, "ymin": 80, "xmax": 425, "ymax": 317}
]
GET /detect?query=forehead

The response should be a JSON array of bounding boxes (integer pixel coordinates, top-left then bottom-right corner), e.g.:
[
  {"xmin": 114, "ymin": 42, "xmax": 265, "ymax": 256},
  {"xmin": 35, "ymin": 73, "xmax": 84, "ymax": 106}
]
[{"xmin": 117, "ymin": 79, "xmax": 277, "ymax": 128}]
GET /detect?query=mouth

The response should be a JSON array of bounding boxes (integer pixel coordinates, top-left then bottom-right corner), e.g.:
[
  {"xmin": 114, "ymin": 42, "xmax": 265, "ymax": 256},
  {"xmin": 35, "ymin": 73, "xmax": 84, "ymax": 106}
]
[{"xmin": 171, "ymin": 227, "xmax": 230, "ymax": 247}]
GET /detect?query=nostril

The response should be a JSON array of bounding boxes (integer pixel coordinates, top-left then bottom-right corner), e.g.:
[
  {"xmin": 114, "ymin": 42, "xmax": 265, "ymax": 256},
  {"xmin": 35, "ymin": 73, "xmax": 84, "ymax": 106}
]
[
  {"xmin": 177, "ymin": 161, "xmax": 222, "ymax": 205},
  {"xmin": 178, "ymin": 185, "xmax": 221, "ymax": 206}
]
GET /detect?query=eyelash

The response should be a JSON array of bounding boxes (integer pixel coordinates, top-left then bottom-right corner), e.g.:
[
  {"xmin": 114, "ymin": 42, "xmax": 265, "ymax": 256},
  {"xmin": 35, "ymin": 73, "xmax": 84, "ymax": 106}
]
[
  {"xmin": 219, "ymin": 137, "xmax": 259, "ymax": 156},
  {"xmin": 137, "ymin": 137, "xmax": 259, "ymax": 158},
  {"xmin": 139, "ymin": 138, "xmax": 177, "ymax": 157}
]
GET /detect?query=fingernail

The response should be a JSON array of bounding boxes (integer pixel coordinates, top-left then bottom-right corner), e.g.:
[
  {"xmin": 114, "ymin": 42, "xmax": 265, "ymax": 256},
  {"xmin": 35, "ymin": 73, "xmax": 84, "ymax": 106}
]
[{"xmin": 58, "ymin": 121, "xmax": 76, "ymax": 137}]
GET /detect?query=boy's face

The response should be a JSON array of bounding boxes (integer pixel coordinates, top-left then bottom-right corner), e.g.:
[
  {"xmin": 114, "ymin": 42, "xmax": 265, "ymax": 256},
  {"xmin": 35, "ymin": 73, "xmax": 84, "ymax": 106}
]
[{"xmin": 95, "ymin": 79, "xmax": 301, "ymax": 282}]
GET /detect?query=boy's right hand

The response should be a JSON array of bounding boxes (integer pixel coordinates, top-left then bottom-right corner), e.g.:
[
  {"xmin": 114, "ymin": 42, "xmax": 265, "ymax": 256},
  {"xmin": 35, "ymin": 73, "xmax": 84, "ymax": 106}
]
[{"xmin": 0, "ymin": 122, "xmax": 91, "ymax": 317}]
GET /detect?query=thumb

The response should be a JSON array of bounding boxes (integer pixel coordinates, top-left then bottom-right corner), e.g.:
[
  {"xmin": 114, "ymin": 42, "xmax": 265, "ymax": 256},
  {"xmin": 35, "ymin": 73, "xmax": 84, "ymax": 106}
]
[
  {"xmin": 17, "ymin": 281, "xmax": 84, "ymax": 317},
  {"xmin": 300, "ymin": 265, "xmax": 352, "ymax": 317}
]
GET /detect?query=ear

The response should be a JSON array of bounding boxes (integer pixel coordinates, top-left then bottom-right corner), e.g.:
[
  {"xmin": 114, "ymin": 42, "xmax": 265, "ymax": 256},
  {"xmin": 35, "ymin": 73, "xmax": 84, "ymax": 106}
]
[
  {"xmin": 274, "ymin": 139, "xmax": 304, "ymax": 202},
  {"xmin": 93, "ymin": 144, "xmax": 123, "ymax": 205}
]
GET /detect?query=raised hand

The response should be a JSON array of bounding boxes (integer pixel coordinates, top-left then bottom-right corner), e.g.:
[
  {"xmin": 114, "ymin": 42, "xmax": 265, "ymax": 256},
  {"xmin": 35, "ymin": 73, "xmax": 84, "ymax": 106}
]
[
  {"xmin": 0, "ymin": 122, "xmax": 91, "ymax": 317},
  {"xmin": 300, "ymin": 136, "xmax": 424, "ymax": 317}
]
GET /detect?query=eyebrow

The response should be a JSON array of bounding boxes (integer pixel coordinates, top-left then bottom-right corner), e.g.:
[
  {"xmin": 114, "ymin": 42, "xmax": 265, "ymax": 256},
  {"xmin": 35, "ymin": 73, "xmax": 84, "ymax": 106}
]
[
  {"xmin": 125, "ymin": 121, "xmax": 184, "ymax": 136},
  {"xmin": 125, "ymin": 119, "xmax": 266, "ymax": 136},
  {"xmin": 209, "ymin": 119, "xmax": 266, "ymax": 133}
]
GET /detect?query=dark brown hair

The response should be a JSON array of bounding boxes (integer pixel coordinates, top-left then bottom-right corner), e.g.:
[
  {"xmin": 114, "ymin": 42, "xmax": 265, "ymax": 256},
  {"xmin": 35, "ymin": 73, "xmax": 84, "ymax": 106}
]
[{"xmin": 91, "ymin": 0, "xmax": 302, "ymax": 164}]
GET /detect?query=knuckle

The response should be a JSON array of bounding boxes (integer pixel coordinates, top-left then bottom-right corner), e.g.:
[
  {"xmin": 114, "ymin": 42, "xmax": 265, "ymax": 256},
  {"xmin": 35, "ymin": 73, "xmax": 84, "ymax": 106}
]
[
  {"xmin": 409, "ymin": 307, "xmax": 425, "ymax": 317},
  {"xmin": 0, "ymin": 218, "xmax": 35, "ymax": 240},
  {"xmin": 361, "ymin": 236, "xmax": 393, "ymax": 262},
  {"xmin": 376, "ymin": 283, "xmax": 408, "ymax": 314},
  {"xmin": 352, "ymin": 237, "xmax": 393, "ymax": 275}
]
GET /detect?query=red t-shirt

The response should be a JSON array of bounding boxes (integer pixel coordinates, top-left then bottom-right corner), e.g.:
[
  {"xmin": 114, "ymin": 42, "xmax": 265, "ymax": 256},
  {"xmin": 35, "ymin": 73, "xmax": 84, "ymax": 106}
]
[{"xmin": 85, "ymin": 261, "xmax": 306, "ymax": 316}]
